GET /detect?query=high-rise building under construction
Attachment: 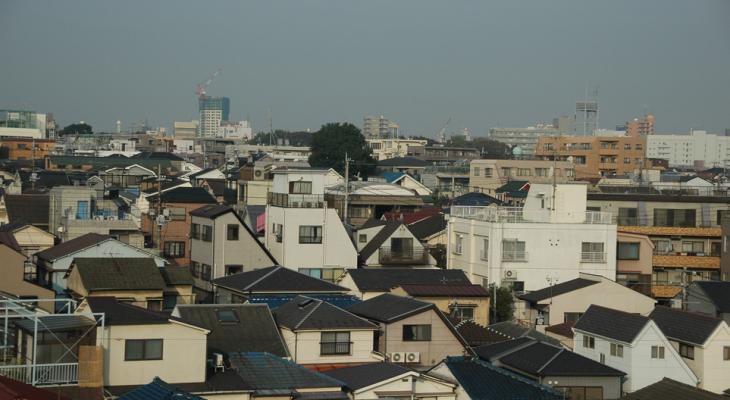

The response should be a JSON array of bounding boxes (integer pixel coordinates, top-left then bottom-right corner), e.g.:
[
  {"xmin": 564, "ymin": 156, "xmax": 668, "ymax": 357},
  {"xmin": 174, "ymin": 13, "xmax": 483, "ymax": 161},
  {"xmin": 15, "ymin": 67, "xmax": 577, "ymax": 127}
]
[{"xmin": 199, "ymin": 96, "xmax": 230, "ymax": 137}]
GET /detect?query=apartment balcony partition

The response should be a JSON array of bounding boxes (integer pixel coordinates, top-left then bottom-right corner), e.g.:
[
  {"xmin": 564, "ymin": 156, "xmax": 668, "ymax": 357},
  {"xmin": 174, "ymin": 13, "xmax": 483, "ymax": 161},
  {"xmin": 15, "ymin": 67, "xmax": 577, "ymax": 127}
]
[
  {"xmin": 268, "ymin": 193, "xmax": 325, "ymax": 208},
  {"xmin": 580, "ymin": 252, "xmax": 607, "ymax": 263}
]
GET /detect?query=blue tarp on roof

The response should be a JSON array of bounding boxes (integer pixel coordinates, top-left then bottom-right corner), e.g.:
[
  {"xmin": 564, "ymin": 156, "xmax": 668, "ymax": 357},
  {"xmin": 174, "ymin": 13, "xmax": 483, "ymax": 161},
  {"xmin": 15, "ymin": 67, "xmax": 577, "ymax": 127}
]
[
  {"xmin": 247, "ymin": 294, "xmax": 361, "ymax": 310},
  {"xmin": 382, "ymin": 172, "xmax": 406, "ymax": 183}
]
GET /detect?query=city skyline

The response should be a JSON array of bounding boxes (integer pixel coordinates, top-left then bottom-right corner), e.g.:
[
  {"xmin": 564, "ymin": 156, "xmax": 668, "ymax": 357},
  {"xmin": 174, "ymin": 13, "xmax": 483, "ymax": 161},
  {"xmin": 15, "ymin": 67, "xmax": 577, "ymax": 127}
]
[{"xmin": 1, "ymin": 0, "xmax": 729, "ymax": 135}]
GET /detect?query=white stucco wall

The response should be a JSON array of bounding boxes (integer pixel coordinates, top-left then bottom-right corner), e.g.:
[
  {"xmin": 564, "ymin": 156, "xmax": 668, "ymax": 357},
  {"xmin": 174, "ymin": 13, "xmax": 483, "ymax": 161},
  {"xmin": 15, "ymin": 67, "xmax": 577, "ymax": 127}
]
[{"xmin": 282, "ymin": 328, "xmax": 377, "ymax": 365}]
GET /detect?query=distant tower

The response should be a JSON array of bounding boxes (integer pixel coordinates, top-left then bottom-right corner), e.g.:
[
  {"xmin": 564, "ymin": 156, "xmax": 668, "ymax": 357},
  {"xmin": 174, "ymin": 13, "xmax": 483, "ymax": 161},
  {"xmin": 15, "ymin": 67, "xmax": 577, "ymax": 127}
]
[
  {"xmin": 116, "ymin": 120, "xmax": 122, "ymax": 134},
  {"xmin": 575, "ymin": 87, "xmax": 599, "ymax": 135}
]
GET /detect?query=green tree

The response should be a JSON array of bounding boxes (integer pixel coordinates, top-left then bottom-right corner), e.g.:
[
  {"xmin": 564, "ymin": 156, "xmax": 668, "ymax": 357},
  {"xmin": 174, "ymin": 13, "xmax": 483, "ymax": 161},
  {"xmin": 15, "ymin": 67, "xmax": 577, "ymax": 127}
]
[
  {"xmin": 58, "ymin": 123, "xmax": 93, "ymax": 136},
  {"xmin": 447, "ymin": 136, "xmax": 511, "ymax": 159},
  {"xmin": 489, "ymin": 285, "xmax": 515, "ymax": 323},
  {"xmin": 308, "ymin": 122, "xmax": 376, "ymax": 178}
]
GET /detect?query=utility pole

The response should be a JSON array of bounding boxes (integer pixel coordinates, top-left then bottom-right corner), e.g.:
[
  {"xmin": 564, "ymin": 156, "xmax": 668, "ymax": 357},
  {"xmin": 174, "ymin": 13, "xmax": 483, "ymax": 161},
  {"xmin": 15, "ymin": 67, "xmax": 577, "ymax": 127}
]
[
  {"xmin": 31, "ymin": 138, "xmax": 36, "ymax": 191},
  {"xmin": 156, "ymin": 164, "xmax": 163, "ymax": 253},
  {"xmin": 343, "ymin": 152, "xmax": 350, "ymax": 224}
]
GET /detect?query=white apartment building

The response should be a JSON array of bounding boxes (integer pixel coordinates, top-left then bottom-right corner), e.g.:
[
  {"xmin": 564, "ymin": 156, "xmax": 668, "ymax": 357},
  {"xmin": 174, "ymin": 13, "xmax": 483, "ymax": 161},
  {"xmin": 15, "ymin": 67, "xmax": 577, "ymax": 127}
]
[
  {"xmin": 447, "ymin": 183, "xmax": 616, "ymax": 291},
  {"xmin": 264, "ymin": 170, "xmax": 357, "ymax": 281},
  {"xmin": 647, "ymin": 130, "xmax": 730, "ymax": 168},
  {"xmin": 173, "ymin": 120, "xmax": 199, "ymax": 138},
  {"xmin": 218, "ymin": 120, "xmax": 252, "ymax": 140},
  {"xmin": 367, "ymin": 138, "xmax": 428, "ymax": 161}
]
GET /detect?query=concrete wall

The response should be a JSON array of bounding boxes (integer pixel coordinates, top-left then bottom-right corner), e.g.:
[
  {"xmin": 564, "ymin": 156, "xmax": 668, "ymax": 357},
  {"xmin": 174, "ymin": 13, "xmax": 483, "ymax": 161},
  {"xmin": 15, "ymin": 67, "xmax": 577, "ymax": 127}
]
[
  {"xmin": 469, "ymin": 159, "xmax": 573, "ymax": 194},
  {"xmin": 282, "ymin": 328, "xmax": 377, "ymax": 366},
  {"xmin": 586, "ymin": 199, "xmax": 730, "ymax": 228},
  {"xmin": 353, "ymin": 374, "xmax": 456, "ymax": 400}
]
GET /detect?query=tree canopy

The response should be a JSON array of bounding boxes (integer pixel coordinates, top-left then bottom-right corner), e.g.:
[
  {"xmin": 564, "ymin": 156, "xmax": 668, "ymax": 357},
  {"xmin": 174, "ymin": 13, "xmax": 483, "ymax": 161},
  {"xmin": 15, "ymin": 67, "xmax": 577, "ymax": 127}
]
[
  {"xmin": 58, "ymin": 123, "xmax": 93, "ymax": 136},
  {"xmin": 308, "ymin": 122, "xmax": 376, "ymax": 178},
  {"xmin": 447, "ymin": 135, "xmax": 512, "ymax": 159},
  {"xmin": 490, "ymin": 285, "xmax": 515, "ymax": 322}
]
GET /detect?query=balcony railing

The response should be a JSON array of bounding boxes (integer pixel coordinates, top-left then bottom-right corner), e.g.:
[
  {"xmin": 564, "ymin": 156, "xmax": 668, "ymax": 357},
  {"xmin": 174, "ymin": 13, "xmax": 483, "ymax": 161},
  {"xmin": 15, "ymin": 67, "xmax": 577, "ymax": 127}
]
[
  {"xmin": 379, "ymin": 247, "xmax": 430, "ymax": 265},
  {"xmin": 0, "ymin": 362, "xmax": 78, "ymax": 386},
  {"xmin": 268, "ymin": 193, "xmax": 325, "ymax": 208},
  {"xmin": 320, "ymin": 342, "xmax": 352, "ymax": 356},
  {"xmin": 501, "ymin": 251, "xmax": 528, "ymax": 262},
  {"xmin": 581, "ymin": 252, "xmax": 607, "ymax": 263},
  {"xmin": 451, "ymin": 206, "xmax": 613, "ymax": 225}
]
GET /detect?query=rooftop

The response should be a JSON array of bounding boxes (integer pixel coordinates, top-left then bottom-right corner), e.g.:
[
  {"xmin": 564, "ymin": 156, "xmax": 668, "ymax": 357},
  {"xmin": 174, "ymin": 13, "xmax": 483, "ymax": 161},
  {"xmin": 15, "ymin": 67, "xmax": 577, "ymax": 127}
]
[
  {"xmin": 273, "ymin": 296, "xmax": 377, "ymax": 331},
  {"xmin": 36, "ymin": 233, "xmax": 111, "ymax": 261},
  {"xmin": 227, "ymin": 352, "xmax": 345, "ymax": 391},
  {"xmin": 322, "ymin": 363, "xmax": 412, "ymax": 391},
  {"xmin": 692, "ymin": 281, "xmax": 730, "ymax": 312},
  {"xmin": 450, "ymin": 206, "xmax": 613, "ymax": 225},
  {"xmin": 518, "ymin": 277, "xmax": 601, "ymax": 303},
  {"xmin": 189, "ymin": 203, "xmax": 233, "ymax": 219},
  {"xmin": 573, "ymin": 305, "xmax": 650, "ymax": 344},
  {"xmin": 85, "ymin": 297, "xmax": 176, "ymax": 326},
  {"xmin": 345, "ymin": 268, "xmax": 471, "ymax": 292},
  {"xmin": 212, "ymin": 266, "xmax": 348, "ymax": 294},
  {"xmin": 623, "ymin": 377, "xmax": 727, "ymax": 400},
  {"xmin": 398, "ymin": 283, "xmax": 489, "ymax": 297},
  {"xmin": 116, "ymin": 377, "xmax": 204, "ymax": 400},
  {"xmin": 649, "ymin": 306, "xmax": 723, "ymax": 346},
  {"xmin": 346, "ymin": 293, "xmax": 435, "ymax": 323},
  {"xmin": 71, "ymin": 258, "xmax": 167, "ymax": 292}
]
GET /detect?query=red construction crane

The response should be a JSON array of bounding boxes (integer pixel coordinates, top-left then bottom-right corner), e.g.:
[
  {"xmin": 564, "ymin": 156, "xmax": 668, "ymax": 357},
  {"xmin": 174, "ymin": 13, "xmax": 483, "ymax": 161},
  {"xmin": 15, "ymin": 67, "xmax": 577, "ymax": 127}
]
[{"xmin": 195, "ymin": 68, "xmax": 222, "ymax": 101}]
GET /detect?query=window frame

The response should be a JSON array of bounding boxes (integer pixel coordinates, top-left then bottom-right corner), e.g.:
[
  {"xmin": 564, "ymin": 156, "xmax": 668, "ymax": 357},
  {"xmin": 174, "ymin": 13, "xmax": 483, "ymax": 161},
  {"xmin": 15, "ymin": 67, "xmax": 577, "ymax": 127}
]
[
  {"xmin": 679, "ymin": 343, "xmax": 695, "ymax": 360},
  {"xmin": 124, "ymin": 339, "xmax": 163, "ymax": 361},
  {"xmin": 320, "ymin": 331, "xmax": 351, "ymax": 356},
  {"xmin": 582, "ymin": 335, "xmax": 595, "ymax": 349},
  {"xmin": 289, "ymin": 181, "xmax": 313, "ymax": 194},
  {"xmin": 617, "ymin": 242, "xmax": 640, "ymax": 260},
  {"xmin": 651, "ymin": 345, "xmax": 665, "ymax": 359},
  {"xmin": 201, "ymin": 225, "xmax": 213, "ymax": 242},
  {"xmin": 226, "ymin": 224, "xmax": 239, "ymax": 241},
  {"xmin": 163, "ymin": 241, "xmax": 185, "ymax": 258},
  {"xmin": 298, "ymin": 225, "xmax": 323, "ymax": 244},
  {"xmin": 610, "ymin": 343, "xmax": 624, "ymax": 358},
  {"xmin": 403, "ymin": 324, "xmax": 432, "ymax": 342}
]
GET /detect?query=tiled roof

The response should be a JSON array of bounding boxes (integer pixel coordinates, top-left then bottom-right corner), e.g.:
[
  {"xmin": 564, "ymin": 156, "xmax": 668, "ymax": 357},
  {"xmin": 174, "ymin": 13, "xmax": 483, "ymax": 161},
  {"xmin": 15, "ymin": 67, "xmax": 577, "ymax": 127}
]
[
  {"xmin": 273, "ymin": 296, "xmax": 377, "ymax": 331},
  {"xmin": 0, "ymin": 232, "xmax": 22, "ymax": 253},
  {"xmin": 407, "ymin": 214, "xmax": 446, "ymax": 240},
  {"xmin": 498, "ymin": 340, "xmax": 625, "ymax": 377},
  {"xmin": 86, "ymin": 297, "xmax": 173, "ymax": 326},
  {"xmin": 358, "ymin": 221, "xmax": 402, "ymax": 260},
  {"xmin": 652, "ymin": 255, "xmax": 719, "ymax": 269},
  {"xmin": 212, "ymin": 266, "xmax": 348, "ymax": 294},
  {"xmin": 150, "ymin": 187, "xmax": 216, "ymax": 204},
  {"xmin": 544, "ymin": 321, "xmax": 575, "ymax": 338},
  {"xmin": 452, "ymin": 319, "xmax": 510, "ymax": 347},
  {"xmin": 442, "ymin": 356, "xmax": 563, "ymax": 400},
  {"xmin": 573, "ymin": 305, "xmax": 650, "ymax": 343},
  {"xmin": 485, "ymin": 321, "xmax": 562, "ymax": 346},
  {"xmin": 322, "ymin": 363, "xmax": 412, "ymax": 390},
  {"xmin": 651, "ymin": 285, "xmax": 682, "ymax": 299},
  {"xmin": 382, "ymin": 207, "xmax": 442, "ymax": 224},
  {"xmin": 174, "ymin": 304, "xmax": 287, "ymax": 357},
  {"xmin": 345, "ymin": 268, "xmax": 471, "ymax": 292},
  {"xmin": 693, "ymin": 281, "xmax": 730, "ymax": 313},
  {"xmin": 0, "ymin": 375, "xmax": 72, "ymax": 400},
  {"xmin": 618, "ymin": 226, "xmax": 721, "ymax": 238},
  {"xmin": 4, "ymin": 194, "xmax": 49, "ymax": 226},
  {"xmin": 247, "ymin": 294, "xmax": 360, "ymax": 310},
  {"xmin": 117, "ymin": 377, "xmax": 204, "ymax": 400},
  {"xmin": 36, "ymin": 233, "xmax": 110, "ymax": 261},
  {"xmin": 649, "ymin": 306, "xmax": 723, "ymax": 346},
  {"xmin": 159, "ymin": 266, "xmax": 193, "ymax": 286},
  {"xmin": 358, "ymin": 219, "xmax": 388, "ymax": 229},
  {"xmin": 227, "ymin": 352, "xmax": 345, "ymax": 390},
  {"xmin": 451, "ymin": 192, "xmax": 504, "ymax": 206},
  {"xmin": 496, "ymin": 180, "xmax": 530, "ymax": 197},
  {"xmin": 398, "ymin": 283, "xmax": 489, "ymax": 297},
  {"xmin": 189, "ymin": 204, "xmax": 234, "ymax": 219},
  {"xmin": 518, "ymin": 278, "xmax": 600, "ymax": 303},
  {"xmin": 623, "ymin": 378, "xmax": 727, "ymax": 400},
  {"xmin": 72, "ymin": 258, "xmax": 166, "ymax": 292},
  {"xmin": 473, "ymin": 337, "xmax": 534, "ymax": 360},
  {"xmin": 347, "ymin": 293, "xmax": 434, "ymax": 323}
]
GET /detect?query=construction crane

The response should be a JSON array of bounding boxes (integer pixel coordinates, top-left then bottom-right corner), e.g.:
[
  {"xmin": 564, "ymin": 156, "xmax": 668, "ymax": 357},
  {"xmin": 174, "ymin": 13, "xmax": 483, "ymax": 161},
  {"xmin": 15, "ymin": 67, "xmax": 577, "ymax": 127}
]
[
  {"xmin": 195, "ymin": 68, "xmax": 222, "ymax": 101},
  {"xmin": 437, "ymin": 117, "xmax": 451, "ymax": 143}
]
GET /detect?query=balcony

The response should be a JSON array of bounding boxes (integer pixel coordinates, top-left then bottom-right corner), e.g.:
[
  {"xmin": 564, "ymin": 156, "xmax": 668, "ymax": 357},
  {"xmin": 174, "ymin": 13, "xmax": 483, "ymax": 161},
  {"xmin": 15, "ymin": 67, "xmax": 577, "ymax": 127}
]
[
  {"xmin": 451, "ymin": 206, "xmax": 613, "ymax": 225},
  {"xmin": 379, "ymin": 247, "xmax": 430, "ymax": 265},
  {"xmin": 501, "ymin": 251, "xmax": 528, "ymax": 262},
  {"xmin": 0, "ymin": 362, "xmax": 78, "ymax": 386},
  {"xmin": 581, "ymin": 252, "xmax": 607, "ymax": 263},
  {"xmin": 268, "ymin": 193, "xmax": 325, "ymax": 208}
]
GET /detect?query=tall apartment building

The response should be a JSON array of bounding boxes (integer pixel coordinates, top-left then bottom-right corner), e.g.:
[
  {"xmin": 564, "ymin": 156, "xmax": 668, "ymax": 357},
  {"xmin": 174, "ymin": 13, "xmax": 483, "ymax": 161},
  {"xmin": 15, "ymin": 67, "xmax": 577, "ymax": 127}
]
[
  {"xmin": 0, "ymin": 109, "xmax": 53, "ymax": 139},
  {"xmin": 468, "ymin": 159, "xmax": 574, "ymax": 195},
  {"xmin": 198, "ymin": 96, "xmax": 230, "ymax": 137},
  {"xmin": 366, "ymin": 138, "xmax": 427, "ymax": 160},
  {"xmin": 534, "ymin": 135, "xmax": 646, "ymax": 178},
  {"xmin": 624, "ymin": 114, "xmax": 655, "ymax": 137},
  {"xmin": 447, "ymin": 183, "xmax": 617, "ymax": 291},
  {"xmin": 647, "ymin": 130, "xmax": 730, "ymax": 168},
  {"xmin": 363, "ymin": 115, "xmax": 399, "ymax": 139}
]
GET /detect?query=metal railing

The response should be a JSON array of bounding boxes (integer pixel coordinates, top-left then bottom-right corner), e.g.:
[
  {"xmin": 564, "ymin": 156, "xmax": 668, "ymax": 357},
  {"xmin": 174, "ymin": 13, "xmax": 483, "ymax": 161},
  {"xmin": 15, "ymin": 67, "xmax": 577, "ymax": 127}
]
[
  {"xmin": 501, "ymin": 251, "xmax": 528, "ymax": 262},
  {"xmin": 320, "ymin": 342, "xmax": 351, "ymax": 356},
  {"xmin": 268, "ymin": 193, "xmax": 325, "ymax": 208},
  {"xmin": 379, "ymin": 247, "xmax": 430, "ymax": 265},
  {"xmin": 0, "ymin": 362, "xmax": 78, "ymax": 386},
  {"xmin": 581, "ymin": 252, "xmax": 607, "ymax": 263},
  {"xmin": 451, "ymin": 206, "xmax": 613, "ymax": 225}
]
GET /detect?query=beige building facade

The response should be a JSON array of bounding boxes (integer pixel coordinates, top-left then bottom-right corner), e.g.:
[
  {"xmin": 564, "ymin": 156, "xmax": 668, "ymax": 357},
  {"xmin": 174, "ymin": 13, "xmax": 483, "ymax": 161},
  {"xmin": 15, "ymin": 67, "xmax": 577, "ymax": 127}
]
[
  {"xmin": 534, "ymin": 135, "xmax": 646, "ymax": 178},
  {"xmin": 468, "ymin": 159, "xmax": 574, "ymax": 195}
]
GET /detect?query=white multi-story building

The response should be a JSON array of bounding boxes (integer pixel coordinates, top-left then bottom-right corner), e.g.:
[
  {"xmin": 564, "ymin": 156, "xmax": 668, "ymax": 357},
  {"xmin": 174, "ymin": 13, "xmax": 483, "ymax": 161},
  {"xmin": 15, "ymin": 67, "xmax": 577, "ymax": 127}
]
[
  {"xmin": 367, "ymin": 138, "xmax": 427, "ymax": 160},
  {"xmin": 447, "ymin": 183, "xmax": 617, "ymax": 291},
  {"xmin": 647, "ymin": 130, "xmax": 730, "ymax": 168},
  {"xmin": 218, "ymin": 120, "xmax": 252, "ymax": 140},
  {"xmin": 363, "ymin": 115, "xmax": 399, "ymax": 139},
  {"xmin": 264, "ymin": 170, "xmax": 356, "ymax": 281}
]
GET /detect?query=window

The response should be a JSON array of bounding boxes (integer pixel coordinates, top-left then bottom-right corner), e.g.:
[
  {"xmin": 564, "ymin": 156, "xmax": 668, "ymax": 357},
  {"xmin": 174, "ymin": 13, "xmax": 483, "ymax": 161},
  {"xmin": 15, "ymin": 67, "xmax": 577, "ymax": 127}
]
[
  {"xmin": 403, "ymin": 325, "xmax": 431, "ymax": 341},
  {"xmin": 201, "ymin": 225, "xmax": 213, "ymax": 242},
  {"xmin": 125, "ymin": 339, "xmax": 163, "ymax": 361},
  {"xmin": 190, "ymin": 262, "xmax": 200, "ymax": 278},
  {"xmin": 600, "ymin": 353, "xmax": 605, "ymax": 364},
  {"xmin": 543, "ymin": 143, "xmax": 554, "ymax": 151},
  {"xmin": 484, "ymin": 168, "xmax": 493, "ymax": 177},
  {"xmin": 583, "ymin": 335, "xmax": 595, "ymax": 349},
  {"xmin": 453, "ymin": 234, "xmax": 463, "ymax": 255},
  {"xmin": 624, "ymin": 157, "xmax": 631, "ymax": 164},
  {"xmin": 618, "ymin": 242, "xmax": 640, "ymax": 260},
  {"xmin": 501, "ymin": 167, "xmax": 511, "ymax": 177},
  {"xmin": 535, "ymin": 168, "xmax": 549, "ymax": 177},
  {"xmin": 610, "ymin": 343, "xmax": 624, "ymax": 358},
  {"xmin": 564, "ymin": 312, "xmax": 583, "ymax": 323},
  {"xmin": 320, "ymin": 332, "xmax": 351, "ymax": 355},
  {"xmin": 168, "ymin": 207, "xmax": 186, "ymax": 221},
  {"xmin": 225, "ymin": 265, "xmax": 243, "ymax": 275},
  {"xmin": 190, "ymin": 223, "xmax": 200, "ymax": 240},
  {"xmin": 652, "ymin": 239, "xmax": 672, "ymax": 254},
  {"xmin": 480, "ymin": 238, "xmax": 489, "ymax": 260},
  {"xmin": 358, "ymin": 234, "xmax": 367, "ymax": 243},
  {"xmin": 502, "ymin": 239, "xmax": 526, "ymax": 261},
  {"xmin": 618, "ymin": 208, "xmax": 638, "ymax": 225},
  {"xmin": 717, "ymin": 210, "xmax": 730, "ymax": 225},
  {"xmin": 581, "ymin": 242, "xmax": 605, "ymax": 262},
  {"xmin": 201, "ymin": 264, "xmax": 212, "ymax": 281},
  {"xmin": 216, "ymin": 309, "xmax": 239, "ymax": 323},
  {"xmin": 473, "ymin": 167, "xmax": 480, "ymax": 176},
  {"xmin": 517, "ymin": 168, "xmax": 531, "ymax": 176},
  {"xmin": 636, "ymin": 143, "xmax": 643, "ymax": 150},
  {"xmin": 654, "ymin": 209, "xmax": 696, "ymax": 227},
  {"xmin": 679, "ymin": 343, "xmax": 694, "ymax": 359},
  {"xmin": 289, "ymin": 181, "xmax": 312, "ymax": 194},
  {"xmin": 227, "ymin": 224, "xmax": 239, "ymax": 240},
  {"xmin": 76, "ymin": 200, "xmax": 89, "ymax": 220},
  {"xmin": 163, "ymin": 241, "xmax": 185, "ymax": 258},
  {"xmin": 273, "ymin": 223, "xmax": 282, "ymax": 242},
  {"xmin": 300, "ymin": 268, "xmax": 344, "ymax": 283},
  {"xmin": 624, "ymin": 143, "xmax": 631, "ymax": 150},
  {"xmin": 724, "ymin": 346, "xmax": 730, "ymax": 361},
  {"xmin": 299, "ymin": 225, "xmax": 323, "ymax": 244},
  {"xmin": 555, "ymin": 387, "xmax": 603, "ymax": 400},
  {"xmin": 450, "ymin": 305, "xmax": 475, "ymax": 321},
  {"xmin": 651, "ymin": 345, "xmax": 665, "ymax": 359},
  {"xmin": 681, "ymin": 241, "xmax": 704, "ymax": 253}
]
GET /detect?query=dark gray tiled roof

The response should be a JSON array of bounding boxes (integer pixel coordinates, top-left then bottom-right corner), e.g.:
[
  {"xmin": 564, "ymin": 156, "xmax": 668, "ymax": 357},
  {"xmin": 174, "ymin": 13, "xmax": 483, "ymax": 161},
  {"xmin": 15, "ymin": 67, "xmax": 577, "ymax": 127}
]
[
  {"xmin": 345, "ymin": 268, "xmax": 471, "ymax": 292},
  {"xmin": 486, "ymin": 321, "xmax": 562, "ymax": 346},
  {"xmin": 212, "ymin": 266, "xmax": 348, "ymax": 294},
  {"xmin": 347, "ymin": 293, "xmax": 433, "ymax": 323},
  {"xmin": 273, "ymin": 296, "xmax": 377, "ymax": 331},
  {"xmin": 4, "ymin": 194, "xmax": 50, "ymax": 227},
  {"xmin": 189, "ymin": 204, "xmax": 232, "ymax": 219},
  {"xmin": 174, "ymin": 304, "xmax": 288, "ymax": 357},
  {"xmin": 159, "ymin": 266, "xmax": 194, "ymax": 286},
  {"xmin": 573, "ymin": 305, "xmax": 650, "ymax": 343},
  {"xmin": 36, "ymin": 233, "xmax": 110, "ymax": 261},
  {"xmin": 407, "ymin": 214, "xmax": 446, "ymax": 240},
  {"xmin": 623, "ymin": 378, "xmax": 727, "ymax": 400},
  {"xmin": 86, "ymin": 297, "xmax": 172, "ymax": 326},
  {"xmin": 473, "ymin": 337, "xmax": 534, "ymax": 359},
  {"xmin": 358, "ymin": 222, "xmax": 402, "ymax": 260},
  {"xmin": 693, "ymin": 281, "xmax": 730, "ymax": 313},
  {"xmin": 227, "ymin": 352, "xmax": 345, "ymax": 390},
  {"xmin": 117, "ymin": 377, "xmax": 204, "ymax": 400},
  {"xmin": 322, "ymin": 363, "xmax": 412, "ymax": 390},
  {"xmin": 72, "ymin": 258, "xmax": 166, "ymax": 292},
  {"xmin": 152, "ymin": 187, "xmax": 216, "ymax": 204},
  {"xmin": 518, "ymin": 278, "xmax": 600, "ymax": 303},
  {"xmin": 649, "ymin": 306, "xmax": 723, "ymax": 346},
  {"xmin": 453, "ymin": 319, "xmax": 510, "ymax": 347}
]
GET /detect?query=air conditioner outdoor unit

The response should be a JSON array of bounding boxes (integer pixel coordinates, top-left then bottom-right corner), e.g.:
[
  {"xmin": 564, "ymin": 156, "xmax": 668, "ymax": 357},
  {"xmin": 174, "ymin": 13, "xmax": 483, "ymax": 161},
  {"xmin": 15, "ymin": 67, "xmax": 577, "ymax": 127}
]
[
  {"xmin": 390, "ymin": 352, "xmax": 405, "ymax": 363},
  {"xmin": 504, "ymin": 270, "xmax": 516, "ymax": 279},
  {"xmin": 213, "ymin": 352, "xmax": 225, "ymax": 372},
  {"xmin": 405, "ymin": 352, "xmax": 420, "ymax": 363}
]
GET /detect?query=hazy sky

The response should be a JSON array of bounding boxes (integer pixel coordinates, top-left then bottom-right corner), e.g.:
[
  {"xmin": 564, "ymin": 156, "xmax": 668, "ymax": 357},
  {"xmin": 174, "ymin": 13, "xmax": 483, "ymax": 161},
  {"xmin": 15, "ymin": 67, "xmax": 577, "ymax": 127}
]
[{"xmin": 1, "ymin": 0, "xmax": 729, "ymax": 136}]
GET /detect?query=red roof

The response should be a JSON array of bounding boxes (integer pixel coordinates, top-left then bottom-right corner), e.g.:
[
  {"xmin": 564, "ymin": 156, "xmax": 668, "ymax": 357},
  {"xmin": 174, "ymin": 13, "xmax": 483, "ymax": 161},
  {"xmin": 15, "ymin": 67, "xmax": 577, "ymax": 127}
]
[
  {"xmin": 382, "ymin": 207, "xmax": 443, "ymax": 224},
  {"xmin": 0, "ymin": 375, "xmax": 71, "ymax": 400},
  {"xmin": 399, "ymin": 283, "xmax": 490, "ymax": 297}
]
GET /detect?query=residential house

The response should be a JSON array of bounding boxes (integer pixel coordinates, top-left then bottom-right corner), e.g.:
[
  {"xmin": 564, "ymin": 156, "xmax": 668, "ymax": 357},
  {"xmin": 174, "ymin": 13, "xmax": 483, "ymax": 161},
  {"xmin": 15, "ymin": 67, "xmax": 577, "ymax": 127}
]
[
  {"xmin": 622, "ymin": 377, "xmax": 728, "ymax": 400},
  {"xmin": 380, "ymin": 172, "xmax": 432, "ymax": 196},
  {"xmin": 99, "ymin": 164, "xmax": 157, "ymax": 189},
  {"xmin": 77, "ymin": 297, "xmax": 209, "ymax": 387},
  {"xmin": 474, "ymin": 337, "xmax": 626, "ymax": 399},
  {"xmin": 448, "ymin": 183, "xmax": 617, "ymax": 291},
  {"xmin": 326, "ymin": 181, "xmax": 424, "ymax": 227},
  {"xmin": 616, "ymin": 231, "xmax": 654, "ymax": 297},
  {"xmin": 420, "ymin": 163, "xmax": 470, "ymax": 198},
  {"xmin": 338, "ymin": 268, "xmax": 473, "ymax": 301},
  {"xmin": 0, "ymin": 232, "xmax": 56, "ymax": 312},
  {"xmin": 413, "ymin": 146, "xmax": 479, "ymax": 163},
  {"xmin": 429, "ymin": 356, "xmax": 564, "ymax": 400},
  {"xmin": 407, "ymin": 212, "xmax": 447, "ymax": 248},
  {"xmin": 4, "ymin": 193, "xmax": 50, "ymax": 231},
  {"xmin": 515, "ymin": 273, "xmax": 656, "ymax": 327},
  {"xmin": 34, "ymin": 233, "xmax": 166, "ymax": 295},
  {"xmin": 189, "ymin": 204, "xmax": 276, "ymax": 295},
  {"xmin": 265, "ymin": 170, "xmax": 357, "ymax": 279},
  {"xmin": 686, "ymin": 281, "xmax": 730, "ymax": 325},
  {"xmin": 65, "ymin": 258, "xmax": 194, "ymax": 310},
  {"xmin": 450, "ymin": 191, "xmax": 504, "ymax": 207},
  {"xmin": 573, "ymin": 305, "xmax": 698, "ymax": 392},
  {"xmin": 0, "ymin": 222, "xmax": 55, "ymax": 257},
  {"xmin": 649, "ymin": 306, "xmax": 730, "ymax": 394},
  {"xmin": 142, "ymin": 187, "xmax": 217, "ymax": 266},
  {"xmin": 468, "ymin": 159, "xmax": 574, "ymax": 195},
  {"xmin": 375, "ymin": 157, "xmax": 429, "ymax": 177},
  {"xmin": 544, "ymin": 321, "xmax": 576, "ymax": 349},
  {"xmin": 495, "ymin": 180, "xmax": 530, "ymax": 206},
  {"xmin": 347, "ymin": 293, "xmax": 470, "ymax": 368},
  {"xmin": 172, "ymin": 303, "xmax": 289, "ymax": 357},
  {"xmin": 721, "ymin": 213, "xmax": 730, "ymax": 281},
  {"xmin": 323, "ymin": 362, "xmax": 457, "ymax": 400},
  {"xmin": 390, "ymin": 284, "xmax": 490, "ymax": 326},
  {"xmin": 356, "ymin": 220, "xmax": 436, "ymax": 267},
  {"xmin": 273, "ymin": 295, "xmax": 379, "ymax": 370}
]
